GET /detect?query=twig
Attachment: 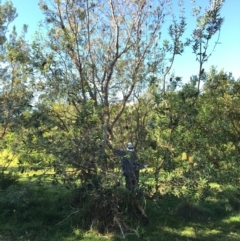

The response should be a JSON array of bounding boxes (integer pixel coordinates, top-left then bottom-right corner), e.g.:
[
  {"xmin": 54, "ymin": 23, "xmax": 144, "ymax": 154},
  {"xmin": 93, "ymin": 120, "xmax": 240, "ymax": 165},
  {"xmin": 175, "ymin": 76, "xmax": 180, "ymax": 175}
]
[
  {"xmin": 118, "ymin": 223, "xmax": 125, "ymax": 239},
  {"xmin": 56, "ymin": 210, "xmax": 79, "ymax": 225}
]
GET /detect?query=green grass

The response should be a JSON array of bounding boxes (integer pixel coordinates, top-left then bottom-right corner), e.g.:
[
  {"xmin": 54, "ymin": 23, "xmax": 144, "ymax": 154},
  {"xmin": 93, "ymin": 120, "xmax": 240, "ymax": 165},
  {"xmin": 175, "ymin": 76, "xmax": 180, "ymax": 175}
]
[
  {"xmin": 1, "ymin": 179, "xmax": 239, "ymax": 241},
  {"xmin": 1, "ymin": 155, "xmax": 240, "ymax": 240},
  {"xmin": 0, "ymin": 181, "xmax": 113, "ymax": 241}
]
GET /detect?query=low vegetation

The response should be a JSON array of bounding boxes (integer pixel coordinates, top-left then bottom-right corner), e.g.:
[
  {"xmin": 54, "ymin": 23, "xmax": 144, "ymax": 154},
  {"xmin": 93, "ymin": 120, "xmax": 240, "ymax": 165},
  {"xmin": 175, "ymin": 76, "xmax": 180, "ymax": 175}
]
[{"xmin": 0, "ymin": 164, "xmax": 239, "ymax": 240}]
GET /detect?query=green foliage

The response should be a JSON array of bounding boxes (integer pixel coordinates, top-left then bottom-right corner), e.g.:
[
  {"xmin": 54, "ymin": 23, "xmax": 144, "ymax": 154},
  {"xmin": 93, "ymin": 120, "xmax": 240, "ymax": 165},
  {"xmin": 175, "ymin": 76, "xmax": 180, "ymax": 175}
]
[
  {"xmin": 174, "ymin": 200, "xmax": 213, "ymax": 222},
  {"xmin": 1, "ymin": 180, "xmax": 240, "ymax": 241},
  {"xmin": 2, "ymin": 0, "xmax": 240, "ymax": 240},
  {"xmin": 0, "ymin": 184, "xmax": 74, "ymax": 241},
  {"xmin": 0, "ymin": 172, "xmax": 18, "ymax": 189},
  {"xmin": 141, "ymin": 67, "xmax": 240, "ymax": 204},
  {"xmin": 0, "ymin": 2, "xmax": 33, "ymax": 157},
  {"xmin": 0, "ymin": 1, "xmax": 17, "ymax": 46},
  {"xmin": 72, "ymin": 181, "xmax": 148, "ymax": 234},
  {"xmin": 221, "ymin": 185, "xmax": 240, "ymax": 212}
]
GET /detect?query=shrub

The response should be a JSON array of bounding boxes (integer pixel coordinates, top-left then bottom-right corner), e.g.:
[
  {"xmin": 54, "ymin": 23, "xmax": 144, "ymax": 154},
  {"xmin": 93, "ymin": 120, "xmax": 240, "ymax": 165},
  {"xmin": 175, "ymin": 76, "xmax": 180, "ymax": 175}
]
[
  {"xmin": 71, "ymin": 178, "xmax": 148, "ymax": 234},
  {"xmin": 0, "ymin": 172, "xmax": 19, "ymax": 190},
  {"xmin": 174, "ymin": 200, "xmax": 213, "ymax": 222}
]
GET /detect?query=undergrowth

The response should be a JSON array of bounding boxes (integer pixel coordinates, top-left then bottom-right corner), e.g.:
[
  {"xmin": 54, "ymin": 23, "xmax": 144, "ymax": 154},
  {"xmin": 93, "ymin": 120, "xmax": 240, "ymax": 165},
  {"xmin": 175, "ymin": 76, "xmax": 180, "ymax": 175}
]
[{"xmin": 0, "ymin": 176, "xmax": 240, "ymax": 240}]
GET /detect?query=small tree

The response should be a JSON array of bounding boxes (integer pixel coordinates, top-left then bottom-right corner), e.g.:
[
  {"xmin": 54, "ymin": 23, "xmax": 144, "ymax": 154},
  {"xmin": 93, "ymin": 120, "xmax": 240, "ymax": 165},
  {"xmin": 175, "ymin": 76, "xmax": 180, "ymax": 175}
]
[{"xmin": 0, "ymin": 1, "xmax": 33, "ymax": 174}]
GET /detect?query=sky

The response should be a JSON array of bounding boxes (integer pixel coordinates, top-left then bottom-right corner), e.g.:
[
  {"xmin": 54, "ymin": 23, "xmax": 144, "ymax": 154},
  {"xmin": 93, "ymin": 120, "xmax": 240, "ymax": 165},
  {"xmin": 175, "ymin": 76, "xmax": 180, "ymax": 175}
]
[{"xmin": 3, "ymin": 0, "xmax": 240, "ymax": 81}]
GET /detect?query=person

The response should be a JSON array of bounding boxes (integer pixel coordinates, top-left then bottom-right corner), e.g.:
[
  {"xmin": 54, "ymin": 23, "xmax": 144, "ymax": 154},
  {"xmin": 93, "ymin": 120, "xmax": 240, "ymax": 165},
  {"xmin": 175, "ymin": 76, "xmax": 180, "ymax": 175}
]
[{"xmin": 121, "ymin": 142, "xmax": 139, "ymax": 190}]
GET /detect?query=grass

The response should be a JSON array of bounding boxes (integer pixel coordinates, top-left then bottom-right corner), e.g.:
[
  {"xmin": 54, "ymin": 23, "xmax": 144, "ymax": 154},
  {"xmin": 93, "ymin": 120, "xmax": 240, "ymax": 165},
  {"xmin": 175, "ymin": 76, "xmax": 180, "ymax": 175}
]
[
  {"xmin": 0, "ymin": 179, "xmax": 239, "ymax": 241},
  {"xmin": 0, "ymin": 156, "xmax": 240, "ymax": 240},
  {"xmin": 0, "ymin": 181, "xmax": 113, "ymax": 241}
]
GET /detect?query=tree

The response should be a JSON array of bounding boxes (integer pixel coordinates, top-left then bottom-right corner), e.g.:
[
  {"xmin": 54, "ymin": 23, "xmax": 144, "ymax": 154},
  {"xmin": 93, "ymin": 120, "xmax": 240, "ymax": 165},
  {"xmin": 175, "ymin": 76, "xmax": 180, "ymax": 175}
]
[
  {"xmin": 26, "ymin": 0, "xmax": 224, "ymax": 211},
  {"xmin": 0, "ymin": 0, "xmax": 17, "ymax": 50},
  {"xmin": 0, "ymin": 0, "xmax": 18, "ymax": 140},
  {"xmin": 0, "ymin": 1, "xmax": 34, "ymax": 174},
  {"xmin": 141, "ymin": 0, "xmax": 226, "ymax": 199},
  {"xmin": 190, "ymin": 0, "xmax": 224, "ymax": 93},
  {"xmin": 33, "ymin": 0, "xmax": 187, "ymax": 146}
]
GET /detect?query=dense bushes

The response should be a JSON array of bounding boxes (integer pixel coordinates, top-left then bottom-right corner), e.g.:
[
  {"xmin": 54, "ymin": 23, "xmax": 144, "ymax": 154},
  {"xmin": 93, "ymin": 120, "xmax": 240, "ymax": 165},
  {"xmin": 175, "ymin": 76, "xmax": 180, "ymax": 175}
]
[{"xmin": 71, "ymin": 175, "xmax": 148, "ymax": 233}]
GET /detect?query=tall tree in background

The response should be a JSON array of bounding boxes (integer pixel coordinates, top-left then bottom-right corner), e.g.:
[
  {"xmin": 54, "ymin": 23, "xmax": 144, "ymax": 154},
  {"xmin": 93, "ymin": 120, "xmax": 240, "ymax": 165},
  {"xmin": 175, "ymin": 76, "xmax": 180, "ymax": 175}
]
[
  {"xmin": 0, "ymin": 2, "xmax": 32, "ymax": 141},
  {"xmin": 191, "ymin": 0, "xmax": 224, "ymax": 93},
  {"xmin": 0, "ymin": 1, "xmax": 33, "ymax": 172},
  {"xmin": 0, "ymin": 0, "xmax": 18, "ymax": 140}
]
